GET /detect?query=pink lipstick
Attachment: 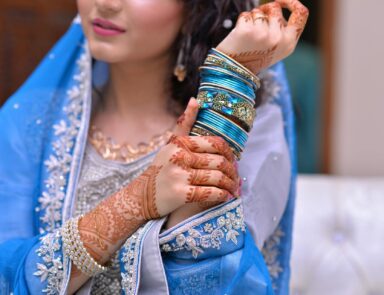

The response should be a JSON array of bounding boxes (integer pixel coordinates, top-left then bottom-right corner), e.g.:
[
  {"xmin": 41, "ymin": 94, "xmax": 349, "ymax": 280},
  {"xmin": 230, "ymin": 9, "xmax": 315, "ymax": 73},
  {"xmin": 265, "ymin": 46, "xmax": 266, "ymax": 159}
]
[{"xmin": 92, "ymin": 18, "xmax": 126, "ymax": 36}]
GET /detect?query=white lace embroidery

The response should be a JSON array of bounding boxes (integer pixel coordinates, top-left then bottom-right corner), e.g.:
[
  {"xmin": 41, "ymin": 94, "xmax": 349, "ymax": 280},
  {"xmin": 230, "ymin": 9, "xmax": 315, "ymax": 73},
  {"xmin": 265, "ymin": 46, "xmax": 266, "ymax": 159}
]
[
  {"xmin": 34, "ymin": 42, "xmax": 90, "ymax": 294},
  {"xmin": 36, "ymin": 49, "xmax": 89, "ymax": 234},
  {"xmin": 34, "ymin": 231, "xmax": 64, "ymax": 295},
  {"xmin": 160, "ymin": 203, "xmax": 245, "ymax": 259}
]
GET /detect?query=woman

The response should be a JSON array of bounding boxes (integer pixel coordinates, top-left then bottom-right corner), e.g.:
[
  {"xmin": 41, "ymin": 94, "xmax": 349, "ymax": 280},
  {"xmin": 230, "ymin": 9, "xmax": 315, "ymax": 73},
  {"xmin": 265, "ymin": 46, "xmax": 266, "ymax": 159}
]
[{"xmin": 0, "ymin": 0, "xmax": 308, "ymax": 294}]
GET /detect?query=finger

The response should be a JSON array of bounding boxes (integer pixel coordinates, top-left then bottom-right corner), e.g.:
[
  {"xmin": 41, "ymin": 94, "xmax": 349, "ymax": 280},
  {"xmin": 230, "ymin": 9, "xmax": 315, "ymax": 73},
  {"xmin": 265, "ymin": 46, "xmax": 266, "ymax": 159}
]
[
  {"xmin": 173, "ymin": 98, "xmax": 199, "ymax": 136},
  {"xmin": 260, "ymin": 2, "xmax": 287, "ymax": 29},
  {"xmin": 185, "ymin": 186, "xmax": 231, "ymax": 204},
  {"xmin": 171, "ymin": 151, "xmax": 237, "ymax": 180},
  {"xmin": 275, "ymin": 0, "xmax": 309, "ymax": 40},
  {"xmin": 168, "ymin": 135, "xmax": 235, "ymax": 163},
  {"xmin": 236, "ymin": 11, "xmax": 253, "ymax": 26},
  {"xmin": 188, "ymin": 169, "xmax": 239, "ymax": 196},
  {"xmin": 251, "ymin": 8, "xmax": 269, "ymax": 28}
]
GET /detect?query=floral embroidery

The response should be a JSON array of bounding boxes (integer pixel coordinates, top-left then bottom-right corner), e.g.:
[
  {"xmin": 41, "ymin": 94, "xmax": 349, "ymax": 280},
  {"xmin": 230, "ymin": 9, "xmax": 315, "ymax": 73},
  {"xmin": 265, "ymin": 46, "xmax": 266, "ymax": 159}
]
[
  {"xmin": 121, "ymin": 223, "xmax": 152, "ymax": 295},
  {"xmin": 36, "ymin": 48, "xmax": 90, "ymax": 234},
  {"xmin": 34, "ymin": 40, "xmax": 91, "ymax": 294},
  {"xmin": 160, "ymin": 202, "xmax": 245, "ymax": 259},
  {"xmin": 262, "ymin": 226, "xmax": 285, "ymax": 291},
  {"xmin": 34, "ymin": 231, "xmax": 64, "ymax": 295}
]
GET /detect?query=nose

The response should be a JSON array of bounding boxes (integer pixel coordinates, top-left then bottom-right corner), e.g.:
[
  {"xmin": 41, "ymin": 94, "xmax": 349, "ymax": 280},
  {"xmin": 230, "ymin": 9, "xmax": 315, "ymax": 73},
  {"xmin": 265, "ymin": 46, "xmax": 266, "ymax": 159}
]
[{"xmin": 95, "ymin": 0, "xmax": 122, "ymax": 15}]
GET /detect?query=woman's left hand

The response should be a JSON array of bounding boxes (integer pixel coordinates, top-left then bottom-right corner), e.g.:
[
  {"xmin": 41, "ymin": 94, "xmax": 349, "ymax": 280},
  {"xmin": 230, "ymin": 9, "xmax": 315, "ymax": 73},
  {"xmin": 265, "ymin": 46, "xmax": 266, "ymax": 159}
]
[{"xmin": 216, "ymin": 0, "xmax": 309, "ymax": 75}]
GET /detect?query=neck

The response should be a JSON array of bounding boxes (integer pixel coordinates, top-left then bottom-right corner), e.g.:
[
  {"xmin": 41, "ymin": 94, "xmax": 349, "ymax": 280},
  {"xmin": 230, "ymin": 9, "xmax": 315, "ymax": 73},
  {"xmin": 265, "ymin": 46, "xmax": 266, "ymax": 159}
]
[{"xmin": 101, "ymin": 54, "xmax": 174, "ymax": 119}]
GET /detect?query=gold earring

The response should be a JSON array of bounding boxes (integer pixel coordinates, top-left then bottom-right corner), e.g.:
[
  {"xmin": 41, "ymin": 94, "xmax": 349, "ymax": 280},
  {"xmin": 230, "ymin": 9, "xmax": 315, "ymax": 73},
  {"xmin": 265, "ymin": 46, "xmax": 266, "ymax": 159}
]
[{"xmin": 174, "ymin": 34, "xmax": 191, "ymax": 82}]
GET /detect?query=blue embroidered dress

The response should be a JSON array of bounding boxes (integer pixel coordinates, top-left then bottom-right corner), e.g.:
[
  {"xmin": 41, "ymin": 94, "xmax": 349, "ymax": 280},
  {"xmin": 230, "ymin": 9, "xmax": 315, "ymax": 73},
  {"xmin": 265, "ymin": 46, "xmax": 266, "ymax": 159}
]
[{"xmin": 0, "ymin": 16, "xmax": 296, "ymax": 295}]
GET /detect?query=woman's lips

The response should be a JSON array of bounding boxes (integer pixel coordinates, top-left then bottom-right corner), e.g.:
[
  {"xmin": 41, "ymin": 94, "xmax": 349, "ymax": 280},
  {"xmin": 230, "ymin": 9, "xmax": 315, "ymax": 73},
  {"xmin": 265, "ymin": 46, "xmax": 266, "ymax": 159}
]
[{"xmin": 92, "ymin": 18, "xmax": 126, "ymax": 36}]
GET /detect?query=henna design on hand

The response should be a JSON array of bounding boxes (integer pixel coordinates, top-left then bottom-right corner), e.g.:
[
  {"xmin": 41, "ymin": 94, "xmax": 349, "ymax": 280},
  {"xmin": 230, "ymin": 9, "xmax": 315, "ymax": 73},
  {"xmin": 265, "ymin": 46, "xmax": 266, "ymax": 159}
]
[
  {"xmin": 170, "ymin": 149, "xmax": 210, "ymax": 171},
  {"xmin": 217, "ymin": 158, "xmax": 237, "ymax": 181},
  {"xmin": 205, "ymin": 136, "xmax": 235, "ymax": 163},
  {"xmin": 176, "ymin": 112, "xmax": 186, "ymax": 126},
  {"xmin": 188, "ymin": 169, "xmax": 211, "ymax": 186},
  {"xmin": 277, "ymin": 0, "xmax": 309, "ymax": 40},
  {"xmin": 239, "ymin": 11, "xmax": 253, "ymax": 23},
  {"xmin": 228, "ymin": 45, "xmax": 277, "ymax": 75},
  {"xmin": 186, "ymin": 187, "xmax": 212, "ymax": 203},
  {"xmin": 168, "ymin": 135, "xmax": 200, "ymax": 152},
  {"xmin": 78, "ymin": 165, "xmax": 163, "ymax": 262}
]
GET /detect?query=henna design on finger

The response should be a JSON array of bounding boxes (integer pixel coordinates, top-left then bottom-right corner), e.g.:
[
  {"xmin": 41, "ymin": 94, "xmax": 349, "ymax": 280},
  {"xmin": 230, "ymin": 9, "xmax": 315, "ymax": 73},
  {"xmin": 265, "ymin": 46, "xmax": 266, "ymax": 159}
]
[
  {"xmin": 168, "ymin": 135, "xmax": 200, "ymax": 152},
  {"xmin": 218, "ymin": 174, "xmax": 238, "ymax": 195},
  {"xmin": 176, "ymin": 112, "xmax": 186, "ymax": 126},
  {"xmin": 278, "ymin": 0, "xmax": 309, "ymax": 39},
  {"xmin": 186, "ymin": 187, "xmax": 212, "ymax": 203},
  {"xmin": 188, "ymin": 169, "xmax": 211, "ymax": 186},
  {"xmin": 217, "ymin": 159, "xmax": 237, "ymax": 181},
  {"xmin": 239, "ymin": 12, "xmax": 253, "ymax": 23},
  {"xmin": 170, "ymin": 149, "xmax": 210, "ymax": 171},
  {"xmin": 228, "ymin": 45, "xmax": 277, "ymax": 74},
  {"xmin": 205, "ymin": 136, "xmax": 235, "ymax": 162}
]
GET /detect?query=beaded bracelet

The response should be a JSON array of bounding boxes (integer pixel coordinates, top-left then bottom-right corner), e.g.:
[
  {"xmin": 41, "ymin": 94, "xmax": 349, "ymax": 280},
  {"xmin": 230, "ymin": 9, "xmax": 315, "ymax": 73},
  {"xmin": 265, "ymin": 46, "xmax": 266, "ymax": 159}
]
[
  {"xmin": 62, "ymin": 215, "xmax": 109, "ymax": 277},
  {"xmin": 196, "ymin": 89, "xmax": 256, "ymax": 131}
]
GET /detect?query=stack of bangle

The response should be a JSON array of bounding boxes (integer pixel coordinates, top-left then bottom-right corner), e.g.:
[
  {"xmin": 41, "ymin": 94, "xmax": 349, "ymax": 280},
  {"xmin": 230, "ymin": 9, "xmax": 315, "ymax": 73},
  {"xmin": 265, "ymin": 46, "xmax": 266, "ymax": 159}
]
[
  {"xmin": 196, "ymin": 109, "xmax": 248, "ymax": 157},
  {"xmin": 62, "ymin": 215, "xmax": 109, "ymax": 277},
  {"xmin": 192, "ymin": 48, "xmax": 260, "ymax": 159}
]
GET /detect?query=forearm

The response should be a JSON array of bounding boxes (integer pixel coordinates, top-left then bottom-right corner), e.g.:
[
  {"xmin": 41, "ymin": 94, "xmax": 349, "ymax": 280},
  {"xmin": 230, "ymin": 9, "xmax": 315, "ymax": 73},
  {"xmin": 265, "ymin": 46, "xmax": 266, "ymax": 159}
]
[{"xmin": 67, "ymin": 185, "xmax": 147, "ymax": 294}]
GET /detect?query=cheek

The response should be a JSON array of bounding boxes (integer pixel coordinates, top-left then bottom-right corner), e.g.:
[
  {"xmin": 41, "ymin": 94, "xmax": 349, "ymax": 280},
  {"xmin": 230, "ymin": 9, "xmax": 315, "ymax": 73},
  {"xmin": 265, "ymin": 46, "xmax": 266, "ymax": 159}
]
[
  {"xmin": 76, "ymin": 0, "xmax": 92, "ymax": 35},
  {"xmin": 129, "ymin": 1, "xmax": 184, "ymax": 46}
]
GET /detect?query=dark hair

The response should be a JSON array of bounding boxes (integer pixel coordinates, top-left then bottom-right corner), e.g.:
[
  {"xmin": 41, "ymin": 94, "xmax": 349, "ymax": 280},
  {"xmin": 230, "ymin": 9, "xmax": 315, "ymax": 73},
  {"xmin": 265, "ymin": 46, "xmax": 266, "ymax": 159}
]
[{"xmin": 169, "ymin": 0, "xmax": 258, "ymax": 115}]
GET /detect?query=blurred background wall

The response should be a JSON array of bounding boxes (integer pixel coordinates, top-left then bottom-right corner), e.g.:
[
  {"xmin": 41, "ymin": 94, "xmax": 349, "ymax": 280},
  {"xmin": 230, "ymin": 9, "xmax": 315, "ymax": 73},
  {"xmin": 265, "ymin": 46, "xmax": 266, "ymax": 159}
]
[{"xmin": 332, "ymin": 0, "xmax": 384, "ymax": 176}]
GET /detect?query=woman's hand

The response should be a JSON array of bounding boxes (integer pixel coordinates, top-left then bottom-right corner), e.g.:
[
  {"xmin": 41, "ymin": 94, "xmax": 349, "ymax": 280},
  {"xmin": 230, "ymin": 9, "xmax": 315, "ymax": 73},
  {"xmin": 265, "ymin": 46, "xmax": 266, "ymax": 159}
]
[
  {"xmin": 140, "ymin": 98, "xmax": 239, "ymax": 219},
  {"xmin": 216, "ymin": 0, "xmax": 309, "ymax": 74}
]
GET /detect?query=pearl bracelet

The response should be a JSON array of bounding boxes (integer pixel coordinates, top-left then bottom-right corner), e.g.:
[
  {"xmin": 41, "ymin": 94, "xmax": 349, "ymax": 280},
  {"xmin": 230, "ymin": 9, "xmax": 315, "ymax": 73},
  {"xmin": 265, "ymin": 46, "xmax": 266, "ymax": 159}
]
[{"xmin": 62, "ymin": 215, "xmax": 109, "ymax": 277}]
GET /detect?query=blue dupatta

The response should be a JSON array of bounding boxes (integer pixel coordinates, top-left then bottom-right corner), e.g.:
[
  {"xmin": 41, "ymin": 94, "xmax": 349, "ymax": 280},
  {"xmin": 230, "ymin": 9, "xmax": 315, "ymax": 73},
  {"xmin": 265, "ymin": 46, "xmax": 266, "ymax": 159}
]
[{"xmin": 0, "ymin": 16, "xmax": 295, "ymax": 295}]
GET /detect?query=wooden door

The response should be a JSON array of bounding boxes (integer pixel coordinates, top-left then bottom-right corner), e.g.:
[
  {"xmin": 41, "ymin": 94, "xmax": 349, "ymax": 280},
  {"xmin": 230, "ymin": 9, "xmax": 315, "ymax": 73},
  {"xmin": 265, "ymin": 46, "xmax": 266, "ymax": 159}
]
[{"xmin": 0, "ymin": 1, "xmax": 77, "ymax": 106}]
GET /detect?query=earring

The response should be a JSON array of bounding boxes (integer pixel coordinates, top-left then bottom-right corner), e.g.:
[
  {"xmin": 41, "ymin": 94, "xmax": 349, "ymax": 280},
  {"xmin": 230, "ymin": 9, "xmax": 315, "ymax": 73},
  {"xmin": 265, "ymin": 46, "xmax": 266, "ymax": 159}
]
[{"xmin": 174, "ymin": 34, "xmax": 191, "ymax": 82}]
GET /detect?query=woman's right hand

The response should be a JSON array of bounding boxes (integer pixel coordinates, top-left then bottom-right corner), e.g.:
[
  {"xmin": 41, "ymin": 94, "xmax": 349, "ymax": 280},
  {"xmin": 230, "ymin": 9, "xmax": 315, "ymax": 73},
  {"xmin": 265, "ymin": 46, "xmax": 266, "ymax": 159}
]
[{"xmin": 134, "ymin": 98, "xmax": 240, "ymax": 220}]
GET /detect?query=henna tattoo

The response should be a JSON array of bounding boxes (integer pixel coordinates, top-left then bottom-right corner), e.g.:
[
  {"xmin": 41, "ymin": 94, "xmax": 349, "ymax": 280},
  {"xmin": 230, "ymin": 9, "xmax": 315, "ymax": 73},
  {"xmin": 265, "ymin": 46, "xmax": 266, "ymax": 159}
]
[
  {"xmin": 239, "ymin": 12, "xmax": 252, "ymax": 23},
  {"xmin": 170, "ymin": 149, "xmax": 210, "ymax": 171},
  {"xmin": 186, "ymin": 187, "xmax": 212, "ymax": 203},
  {"xmin": 279, "ymin": 0, "xmax": 309, "ymax": 39},
  {"xmin": 217, "ymin": 159, "xmax": 237, "ymax": 180},
  {"xmin": 168, "ymin": 135, "xmax": 200, "ymax": 152},
  {"xmin": 78, "ymin": 165, "xmax": 163, "ymax": 263},
  {"xmin": 176, "ymin": 112, "xmax": 186, "ymax": 126},
  {"xmin": 205, "ymin": 136, "xmax": 235, "ymax": 162},
  {"xmin": 229, "ymin": 45, "xmax": 278, "ymax": 75},
  {"xmin": 218, "ymin": 173, "xmax": 238, "ymax": 195},
  {"xmin": 188, "ymin": 169, "xmax": 211, "ymax": 186},
  {"xmin": 140, "ymin": 165, "xmax": 162, "ymax": 220}
]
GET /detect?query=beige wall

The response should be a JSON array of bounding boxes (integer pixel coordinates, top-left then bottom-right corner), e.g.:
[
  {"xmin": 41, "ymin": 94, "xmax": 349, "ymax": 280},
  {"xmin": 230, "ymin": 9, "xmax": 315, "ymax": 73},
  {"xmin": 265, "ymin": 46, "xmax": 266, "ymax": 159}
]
[{"xmin": 332, "ymin": 0, "xmax": 384, "ymax": 176}]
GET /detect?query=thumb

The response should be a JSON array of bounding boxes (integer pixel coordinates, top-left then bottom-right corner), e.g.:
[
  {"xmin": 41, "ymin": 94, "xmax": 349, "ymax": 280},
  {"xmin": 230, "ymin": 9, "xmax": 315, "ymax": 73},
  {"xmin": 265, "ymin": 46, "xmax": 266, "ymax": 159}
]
[{"xmin": 172, "ymin": 98, "xmax": 199, "ymax": 136}]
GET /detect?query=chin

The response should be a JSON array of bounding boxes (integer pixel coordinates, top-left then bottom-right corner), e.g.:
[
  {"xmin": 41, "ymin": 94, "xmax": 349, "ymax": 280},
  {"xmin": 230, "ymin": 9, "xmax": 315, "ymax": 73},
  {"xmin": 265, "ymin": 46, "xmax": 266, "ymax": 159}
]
[{"xmin": 88, "ymin": 41, "xmax": 123, "ymax": 63}]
